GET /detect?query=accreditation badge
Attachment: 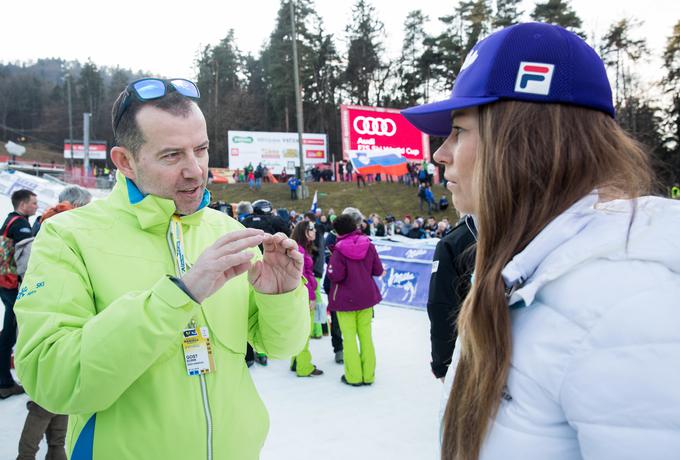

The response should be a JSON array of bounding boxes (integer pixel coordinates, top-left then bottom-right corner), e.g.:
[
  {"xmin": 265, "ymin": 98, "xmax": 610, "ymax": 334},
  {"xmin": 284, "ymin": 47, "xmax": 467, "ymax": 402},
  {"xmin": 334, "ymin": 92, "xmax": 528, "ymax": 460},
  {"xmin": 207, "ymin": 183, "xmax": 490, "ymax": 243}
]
[{"xmin": 182, "ymin": 326, "xmax": 216, "ymax": 376}]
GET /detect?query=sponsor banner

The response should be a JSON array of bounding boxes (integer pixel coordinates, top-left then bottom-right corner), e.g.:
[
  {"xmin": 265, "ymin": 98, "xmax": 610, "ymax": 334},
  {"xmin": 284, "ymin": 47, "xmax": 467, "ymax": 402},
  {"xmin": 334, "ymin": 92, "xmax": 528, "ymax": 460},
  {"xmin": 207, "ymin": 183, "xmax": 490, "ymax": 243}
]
[
  {"xmin": 63, "ymin": 141, "xmax": 108, "ymax": 160},
  {"xmin": 228, "ymin": 131, "xmax": 327, "ymax": 174},
  {"xmin": 341, "ymin": 105, "xmax": 430, "ymax": 163},
  {"xmin": 373, "ymin": 241, "xmax": 435, "ymax": 262},
  {"xmin": 375, "ymin": 260, "xmax": 431, "ymax": 309},
  {"xmin": 372, "ymin": 238, "xmax": 437, "ymax": 310}
]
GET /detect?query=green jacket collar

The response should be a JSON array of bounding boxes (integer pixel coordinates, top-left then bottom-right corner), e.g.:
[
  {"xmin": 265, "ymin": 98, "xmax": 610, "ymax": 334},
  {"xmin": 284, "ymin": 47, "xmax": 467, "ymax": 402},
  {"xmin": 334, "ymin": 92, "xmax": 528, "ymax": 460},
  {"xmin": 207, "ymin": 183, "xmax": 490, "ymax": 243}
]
[{"xmin": 111, "ymin": 171, "xmax": 211, "ymax": 230}]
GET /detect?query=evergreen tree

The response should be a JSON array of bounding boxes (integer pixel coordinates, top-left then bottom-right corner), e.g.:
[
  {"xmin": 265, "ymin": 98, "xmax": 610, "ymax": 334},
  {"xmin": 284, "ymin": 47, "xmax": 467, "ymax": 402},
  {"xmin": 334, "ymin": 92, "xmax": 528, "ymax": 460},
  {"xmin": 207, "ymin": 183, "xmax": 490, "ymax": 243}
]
[
  {"xmin": 600, "ymin": 18, "xmax": 648, "ymax": 114},
  {"xmin": 242, "ymin": 54, "xmax": 269, "ymax": 132},
  {"xmin": 424, "ymin": 0, "xmax": 492, "ymax": 94},
  {"xmin": 305, "ymin": 27, "xmax": 343, "ymax": 157},
  {"xmin": 77, "ymin": 60, "xmax": 104, "ymax": 137},
  {"xmin": 343, "ymin": 0, "xmax": 386, "ymax": 106},
  {"xmin": 261, "ymin": 0, "xmax": 317, "ymax": 131},
  {"xmin": 195, "ymin": 30, "xmax": 246, "ymax": 166},
  {"xmin": 460, "ymin": 0, "xmax": 493, "ymax": 59},
  {"xmin": 425, "ymin": 13, "xmax": 465, "ymax": 92},
  {"xmin": 398, "ymin": 10, "xmax": 430, "ymax": 106},
  {"xmin": 662, "ymin": 20, "xmax": 680, "ymax": 183},
  {"xmin": 492, "ymin": 0, "xmax": 523, "ymax": 29},
  {"xmin": 531, "ymin": 0, "xmax": 583, "ymax": 34}
]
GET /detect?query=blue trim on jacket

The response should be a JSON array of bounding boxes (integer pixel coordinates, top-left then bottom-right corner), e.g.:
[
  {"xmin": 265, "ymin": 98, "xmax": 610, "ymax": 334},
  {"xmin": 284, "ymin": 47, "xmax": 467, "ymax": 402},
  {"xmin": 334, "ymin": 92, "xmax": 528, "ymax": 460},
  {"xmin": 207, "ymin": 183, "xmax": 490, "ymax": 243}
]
[
  {"xmin": 126, "ymin": 178, "xmax": 211, "ymax": 212},
  {"xmin": 71, "ymin": 414, "xmax": 96, "ymax": 460}
]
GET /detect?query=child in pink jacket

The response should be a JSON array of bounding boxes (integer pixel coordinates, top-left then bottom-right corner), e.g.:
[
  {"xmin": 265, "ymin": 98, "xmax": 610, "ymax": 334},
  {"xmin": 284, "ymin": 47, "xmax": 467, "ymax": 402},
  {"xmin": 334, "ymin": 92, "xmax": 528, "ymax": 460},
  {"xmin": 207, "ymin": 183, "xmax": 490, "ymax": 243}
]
[{"xmin": 327, "ymin": 214, "xmax": 383, "ymax": 386}]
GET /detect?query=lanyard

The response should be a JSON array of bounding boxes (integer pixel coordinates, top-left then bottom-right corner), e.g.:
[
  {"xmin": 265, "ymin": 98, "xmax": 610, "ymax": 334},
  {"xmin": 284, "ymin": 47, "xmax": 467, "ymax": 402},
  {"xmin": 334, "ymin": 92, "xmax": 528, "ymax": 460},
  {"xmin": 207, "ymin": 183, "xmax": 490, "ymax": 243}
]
[
  {"xmin": 167, "ymin": 215, "xmax": 198, "ymax": 329},
  {"xmin": 168, "ymin": 215, "xmax": 189, "ymax": 277}
]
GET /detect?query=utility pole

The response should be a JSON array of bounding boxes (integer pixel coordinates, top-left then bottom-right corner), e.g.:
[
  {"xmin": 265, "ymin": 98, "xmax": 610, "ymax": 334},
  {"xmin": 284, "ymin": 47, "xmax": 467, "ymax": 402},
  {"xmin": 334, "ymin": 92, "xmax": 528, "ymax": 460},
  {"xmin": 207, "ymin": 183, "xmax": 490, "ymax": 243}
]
[
  {"xmin": 66, "ymin": 75, "xmax": 74, "ymax": 170},
  {"xmin": 83, "ymin": 113, "xmax": 91, "ymax": 177},
  {"xmin": 290, "ymin": 0, "xmax": 305, "ymax": 182}
]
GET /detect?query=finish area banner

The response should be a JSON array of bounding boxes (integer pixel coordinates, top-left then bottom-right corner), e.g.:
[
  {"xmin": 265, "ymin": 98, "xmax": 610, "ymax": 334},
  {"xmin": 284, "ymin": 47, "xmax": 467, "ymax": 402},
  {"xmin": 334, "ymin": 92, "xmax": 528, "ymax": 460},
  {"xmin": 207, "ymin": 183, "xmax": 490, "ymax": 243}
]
[{"xmin": 340, "ymin": 105, "xmax": 430, "ymax": 165}]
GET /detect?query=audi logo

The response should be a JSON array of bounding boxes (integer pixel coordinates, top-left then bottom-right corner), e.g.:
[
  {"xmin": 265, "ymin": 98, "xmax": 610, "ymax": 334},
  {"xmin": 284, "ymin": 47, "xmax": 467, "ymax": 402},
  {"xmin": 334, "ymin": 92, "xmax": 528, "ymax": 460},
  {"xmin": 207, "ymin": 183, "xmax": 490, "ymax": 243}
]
[{"xmin": 353, "ymin": 116, "xmax": 397, "ymax": 137}]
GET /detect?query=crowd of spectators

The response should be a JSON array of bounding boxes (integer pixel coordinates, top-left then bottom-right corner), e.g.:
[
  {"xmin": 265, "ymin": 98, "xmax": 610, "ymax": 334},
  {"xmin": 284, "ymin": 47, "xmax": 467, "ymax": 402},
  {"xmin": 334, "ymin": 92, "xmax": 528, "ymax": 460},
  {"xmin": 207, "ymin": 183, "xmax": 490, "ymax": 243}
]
[
  {"xmin": 228, "ymin": 160, "xmax": 445, "ymax": 187},
  {"xmin": 214, "ymin": 199, "xmax": 457, "ymax": 241}
]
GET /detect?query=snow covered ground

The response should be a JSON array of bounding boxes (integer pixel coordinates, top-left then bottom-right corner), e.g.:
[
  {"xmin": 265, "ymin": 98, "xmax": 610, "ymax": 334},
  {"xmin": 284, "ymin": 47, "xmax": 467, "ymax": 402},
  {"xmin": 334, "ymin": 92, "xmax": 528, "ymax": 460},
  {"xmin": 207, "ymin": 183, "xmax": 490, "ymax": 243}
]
[{"xmin": 0, "ymin": 304, "xmax": 442, "ymax": 459}]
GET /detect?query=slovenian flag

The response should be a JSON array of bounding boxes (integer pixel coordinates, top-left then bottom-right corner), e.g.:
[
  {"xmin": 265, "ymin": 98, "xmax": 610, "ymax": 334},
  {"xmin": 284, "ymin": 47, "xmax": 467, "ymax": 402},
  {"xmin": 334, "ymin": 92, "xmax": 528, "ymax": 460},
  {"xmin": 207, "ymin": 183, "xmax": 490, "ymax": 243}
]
[
  {"xmin": 310, "ymin": 190, "xmax": 318, "ymax": 213},
  {"xmin": 349, "ymin": 151, "xmax": 408, "ymax": 176}
]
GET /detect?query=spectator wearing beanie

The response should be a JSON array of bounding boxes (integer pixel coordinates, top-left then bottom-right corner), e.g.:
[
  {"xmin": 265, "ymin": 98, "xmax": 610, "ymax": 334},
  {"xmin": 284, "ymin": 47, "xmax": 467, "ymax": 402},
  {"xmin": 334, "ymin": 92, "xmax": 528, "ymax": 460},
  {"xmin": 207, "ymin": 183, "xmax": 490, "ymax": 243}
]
[{"xmin": 327, "ymin": 214, "xmax": 384, "ymax": 386}]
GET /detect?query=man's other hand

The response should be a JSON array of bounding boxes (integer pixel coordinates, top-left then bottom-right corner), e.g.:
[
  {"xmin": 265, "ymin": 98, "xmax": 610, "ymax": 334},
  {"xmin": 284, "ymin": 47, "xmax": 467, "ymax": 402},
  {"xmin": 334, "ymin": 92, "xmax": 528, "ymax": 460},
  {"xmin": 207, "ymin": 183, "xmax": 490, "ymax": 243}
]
[
  {"xmin": 248, "ymin": 232, "xmax": 303, "ymax": 294},
  {"xmin": 182, "ymin": 228, "xmax": 265, "ymax": 303}
]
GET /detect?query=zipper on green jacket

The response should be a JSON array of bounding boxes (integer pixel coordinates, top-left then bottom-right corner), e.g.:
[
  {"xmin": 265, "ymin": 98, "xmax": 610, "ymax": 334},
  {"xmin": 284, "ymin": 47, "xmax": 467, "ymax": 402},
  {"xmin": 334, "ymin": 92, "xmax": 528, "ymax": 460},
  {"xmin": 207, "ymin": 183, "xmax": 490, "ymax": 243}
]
[
  {"xmin": 199, "ymin": 374, "xmax": 213, "ymax": 460},
  {"xmin": 168, "ymin": 223, "xmax": 214, "ymax": 460}
]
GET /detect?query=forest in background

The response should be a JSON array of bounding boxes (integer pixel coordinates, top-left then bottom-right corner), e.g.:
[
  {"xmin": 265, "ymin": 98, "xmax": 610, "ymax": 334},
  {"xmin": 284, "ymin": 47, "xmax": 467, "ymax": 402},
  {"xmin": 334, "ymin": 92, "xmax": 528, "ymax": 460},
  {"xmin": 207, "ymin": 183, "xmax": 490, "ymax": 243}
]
[{"xmin": 1, "ymin": 0, "xmax": 679, "ymax": 184}]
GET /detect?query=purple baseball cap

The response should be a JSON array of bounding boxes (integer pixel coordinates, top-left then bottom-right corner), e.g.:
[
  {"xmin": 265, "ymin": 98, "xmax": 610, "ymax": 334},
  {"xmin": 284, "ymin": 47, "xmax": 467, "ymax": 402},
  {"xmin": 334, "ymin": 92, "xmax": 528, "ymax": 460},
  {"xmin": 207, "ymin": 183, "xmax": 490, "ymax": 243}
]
[{"xmin": 401, "ymin": 22, "xmax": 615, "ymax": 136}]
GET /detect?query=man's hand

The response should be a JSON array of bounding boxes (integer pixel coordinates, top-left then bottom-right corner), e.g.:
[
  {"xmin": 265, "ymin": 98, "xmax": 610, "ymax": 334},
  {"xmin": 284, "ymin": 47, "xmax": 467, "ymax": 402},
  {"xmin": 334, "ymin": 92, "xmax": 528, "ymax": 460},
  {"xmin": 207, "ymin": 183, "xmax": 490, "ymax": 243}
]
[
  {"xmin": 182, "ymin": 228, "xmax": 265, "ymax": 303},
  {"xmin": 248, "ymin": 232, "xmax": 303, "ymax": 294}
]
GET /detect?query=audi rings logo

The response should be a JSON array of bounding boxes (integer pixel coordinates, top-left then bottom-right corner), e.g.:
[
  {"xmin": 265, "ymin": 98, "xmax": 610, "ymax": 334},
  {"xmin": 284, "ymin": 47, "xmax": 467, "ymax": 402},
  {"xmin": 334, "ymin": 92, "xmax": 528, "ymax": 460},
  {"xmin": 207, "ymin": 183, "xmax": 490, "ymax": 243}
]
[{"xmin": 353, "ymin": 116, "xmax": 397, "ymax": 137}]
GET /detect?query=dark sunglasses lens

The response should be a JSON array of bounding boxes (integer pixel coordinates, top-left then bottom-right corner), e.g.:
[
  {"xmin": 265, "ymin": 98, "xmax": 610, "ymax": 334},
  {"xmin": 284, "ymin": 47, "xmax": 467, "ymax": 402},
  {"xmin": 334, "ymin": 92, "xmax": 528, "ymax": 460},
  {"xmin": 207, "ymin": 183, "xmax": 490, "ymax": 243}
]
[
  {"xmin": 133, "ymin": 79, "xmax": 166, "ymax": 100},
  {"xmin": 170, "ymin": 79, "xmax": 200, "ymax": 98}
]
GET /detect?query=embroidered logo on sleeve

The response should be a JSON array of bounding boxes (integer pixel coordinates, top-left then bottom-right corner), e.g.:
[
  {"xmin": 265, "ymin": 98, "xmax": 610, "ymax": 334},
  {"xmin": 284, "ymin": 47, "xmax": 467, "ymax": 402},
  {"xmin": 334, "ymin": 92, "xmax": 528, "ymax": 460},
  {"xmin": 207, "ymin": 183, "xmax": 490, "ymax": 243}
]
[
  {"xmin": 16, "ymin": 281, "xmax": 46, "ymax": 301},
  {"xmin": 431, "ymin": 260, "xmax": 439, "ymax": 274}
]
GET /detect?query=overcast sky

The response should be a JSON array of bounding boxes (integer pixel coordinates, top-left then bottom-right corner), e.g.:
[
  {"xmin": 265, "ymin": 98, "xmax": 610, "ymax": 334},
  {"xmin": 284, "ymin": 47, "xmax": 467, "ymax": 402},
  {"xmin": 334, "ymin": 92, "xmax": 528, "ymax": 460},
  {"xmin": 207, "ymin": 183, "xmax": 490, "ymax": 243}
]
[{"xmin": 1, "ymin": 0, "xmax": 678, "ymax": 91}]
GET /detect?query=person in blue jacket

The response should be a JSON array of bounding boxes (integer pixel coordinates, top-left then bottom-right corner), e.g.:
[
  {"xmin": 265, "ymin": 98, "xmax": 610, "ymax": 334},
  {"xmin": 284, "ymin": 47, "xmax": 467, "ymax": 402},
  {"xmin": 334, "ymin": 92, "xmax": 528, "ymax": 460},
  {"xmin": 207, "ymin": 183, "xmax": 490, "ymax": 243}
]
[{"xmin": 288, "ymin": 176, "xmax": 300, "ymax": 200}]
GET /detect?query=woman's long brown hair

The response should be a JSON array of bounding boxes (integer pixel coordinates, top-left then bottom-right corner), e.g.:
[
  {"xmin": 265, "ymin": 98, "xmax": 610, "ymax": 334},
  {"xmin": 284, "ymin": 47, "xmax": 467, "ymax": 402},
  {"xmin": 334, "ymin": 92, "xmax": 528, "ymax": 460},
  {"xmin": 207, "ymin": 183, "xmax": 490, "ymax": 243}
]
[{"xmin": 441, "ymin": 101, "xmax": 654, "ymax": 460}]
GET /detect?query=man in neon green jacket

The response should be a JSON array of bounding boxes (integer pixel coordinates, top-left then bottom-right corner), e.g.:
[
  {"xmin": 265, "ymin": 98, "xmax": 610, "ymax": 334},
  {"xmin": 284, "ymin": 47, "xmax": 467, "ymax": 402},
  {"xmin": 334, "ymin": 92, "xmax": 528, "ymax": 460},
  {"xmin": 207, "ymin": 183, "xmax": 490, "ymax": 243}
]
[{"xmin": 14, "ymin": 78, "xmax": 310, "ymax": 459}]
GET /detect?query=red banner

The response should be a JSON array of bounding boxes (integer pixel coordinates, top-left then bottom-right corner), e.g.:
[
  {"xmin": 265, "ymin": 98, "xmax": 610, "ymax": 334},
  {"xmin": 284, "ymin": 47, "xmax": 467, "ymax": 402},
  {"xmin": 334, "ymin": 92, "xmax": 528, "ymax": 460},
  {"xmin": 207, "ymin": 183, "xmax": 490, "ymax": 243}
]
[
  {"xmin": 340, "ymin": 105, "xmax": 430, "ymax": 162},
  {"xmin": 63, "ymin": 141, "xmax": 108, "ymax": 160}
]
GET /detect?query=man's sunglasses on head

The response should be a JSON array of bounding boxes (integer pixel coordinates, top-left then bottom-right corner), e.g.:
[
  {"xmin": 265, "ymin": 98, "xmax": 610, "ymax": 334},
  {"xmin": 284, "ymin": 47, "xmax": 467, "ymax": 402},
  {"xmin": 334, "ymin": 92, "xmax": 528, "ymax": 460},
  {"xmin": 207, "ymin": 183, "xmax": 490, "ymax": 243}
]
[{"xmin": 113, "ymin": 78, "xmax": 200, "ymax": 136}]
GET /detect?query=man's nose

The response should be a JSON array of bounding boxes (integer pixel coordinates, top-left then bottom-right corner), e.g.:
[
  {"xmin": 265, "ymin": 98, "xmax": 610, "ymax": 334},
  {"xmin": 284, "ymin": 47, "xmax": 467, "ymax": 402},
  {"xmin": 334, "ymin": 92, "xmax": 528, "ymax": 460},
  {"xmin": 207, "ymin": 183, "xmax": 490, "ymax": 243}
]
[{"xmin": 183, "ymin": 152, "xmax": 203, "ymax": 178}]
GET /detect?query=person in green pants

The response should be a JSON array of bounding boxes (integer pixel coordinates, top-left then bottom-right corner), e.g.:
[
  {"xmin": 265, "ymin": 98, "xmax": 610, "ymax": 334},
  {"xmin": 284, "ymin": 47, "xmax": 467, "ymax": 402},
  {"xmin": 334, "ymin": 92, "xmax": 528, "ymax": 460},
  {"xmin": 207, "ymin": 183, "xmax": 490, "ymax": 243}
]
[
  {"xmin": 290, "ymin": 221, "xmax": 324, "ymax": 377},
  {"xmin": 327, "ymin": 213, "xmax": 384, "ymax": 386}
]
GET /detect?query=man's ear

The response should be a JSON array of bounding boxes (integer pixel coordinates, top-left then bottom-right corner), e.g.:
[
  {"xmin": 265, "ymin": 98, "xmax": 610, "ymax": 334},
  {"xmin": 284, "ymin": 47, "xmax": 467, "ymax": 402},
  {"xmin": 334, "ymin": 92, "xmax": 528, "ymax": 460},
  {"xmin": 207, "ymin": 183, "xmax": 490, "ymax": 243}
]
[{"xmin": 111, "ymin": 146, "xmax": 136, "ymax": 181}]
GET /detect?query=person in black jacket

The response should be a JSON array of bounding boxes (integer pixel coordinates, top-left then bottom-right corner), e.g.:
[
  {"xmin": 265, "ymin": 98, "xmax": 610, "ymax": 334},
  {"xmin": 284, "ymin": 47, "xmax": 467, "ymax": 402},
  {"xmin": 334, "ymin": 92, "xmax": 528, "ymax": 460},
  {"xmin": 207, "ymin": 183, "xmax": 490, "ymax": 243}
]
[
  {"xmin": 241, "ymin": 200, "xmax": 290, "ymax": 236},
  {"xmin": 241, "ymin": 199, "xmax": 290, "ymax": 367},
  {"xmin": 0, "ymin": 189, "xmax": 38, "ymax": 399},
  {"xmin": 427, "ymin": 214, "xmax": 476, "ymax": 380}
]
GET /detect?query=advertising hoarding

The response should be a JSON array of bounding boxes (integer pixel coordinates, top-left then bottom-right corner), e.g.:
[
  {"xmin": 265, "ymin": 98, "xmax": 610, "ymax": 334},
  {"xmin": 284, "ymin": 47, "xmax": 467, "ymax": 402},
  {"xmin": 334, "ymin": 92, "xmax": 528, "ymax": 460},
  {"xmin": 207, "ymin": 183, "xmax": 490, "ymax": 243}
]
[
  {"xmin": 372, "ymin": 238, "xmax": 436, "ymax": 310},
  {"xmin": 228, "ymin": 131, "xmax": 327, "ymax": 174},
  {"xmin": 63, "ymin": 141, "xmax": 108, "ymax": 160},
  {"xmin": 340, "ymin": 105, "xmax": 430, "ymax": 163}
]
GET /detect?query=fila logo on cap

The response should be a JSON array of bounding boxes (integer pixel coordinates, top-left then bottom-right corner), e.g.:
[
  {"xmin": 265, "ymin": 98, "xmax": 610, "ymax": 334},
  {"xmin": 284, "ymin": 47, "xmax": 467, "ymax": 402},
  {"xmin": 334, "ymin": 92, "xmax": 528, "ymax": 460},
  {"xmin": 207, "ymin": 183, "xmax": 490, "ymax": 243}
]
[{"xmin": 514, "ymin": 62, "xmax": 555, "ymax": 96}]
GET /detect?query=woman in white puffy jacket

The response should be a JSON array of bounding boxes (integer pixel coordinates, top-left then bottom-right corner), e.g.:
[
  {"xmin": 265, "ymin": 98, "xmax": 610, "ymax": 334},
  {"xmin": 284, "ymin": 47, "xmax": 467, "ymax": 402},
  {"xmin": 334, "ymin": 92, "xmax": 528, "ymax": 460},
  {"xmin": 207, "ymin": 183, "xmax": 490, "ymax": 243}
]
[{"xmin": 401, "ymin": 22, "xmax": 680, "ymax": 460}]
